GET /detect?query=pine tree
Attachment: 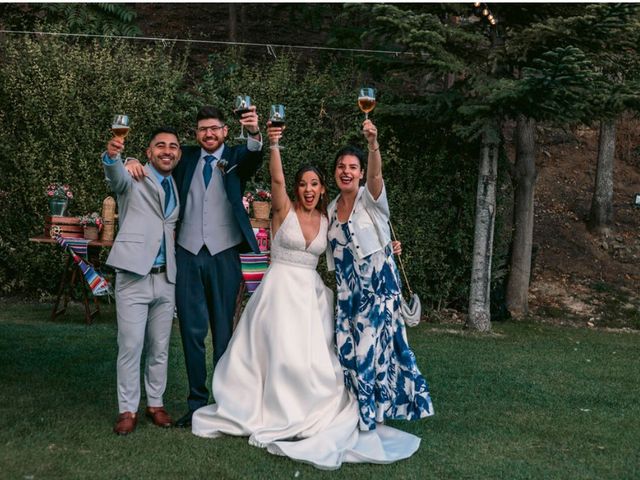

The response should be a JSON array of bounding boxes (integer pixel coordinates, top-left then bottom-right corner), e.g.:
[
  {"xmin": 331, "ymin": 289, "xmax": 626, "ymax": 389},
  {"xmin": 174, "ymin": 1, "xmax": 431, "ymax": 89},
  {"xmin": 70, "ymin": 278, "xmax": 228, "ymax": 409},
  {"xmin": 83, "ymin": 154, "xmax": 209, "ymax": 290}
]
[{"xmin": 355, "ymin": 3, "xmax": 608, "ymax": 326}]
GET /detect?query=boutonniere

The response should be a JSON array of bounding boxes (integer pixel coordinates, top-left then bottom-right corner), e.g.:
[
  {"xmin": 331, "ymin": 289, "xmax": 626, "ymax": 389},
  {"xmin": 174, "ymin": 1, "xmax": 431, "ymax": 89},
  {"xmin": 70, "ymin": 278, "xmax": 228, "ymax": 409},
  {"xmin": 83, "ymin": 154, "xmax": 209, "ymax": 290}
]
[{"xmin": 216, "ymin": 159, "xmax": 229, "ymax": 175}]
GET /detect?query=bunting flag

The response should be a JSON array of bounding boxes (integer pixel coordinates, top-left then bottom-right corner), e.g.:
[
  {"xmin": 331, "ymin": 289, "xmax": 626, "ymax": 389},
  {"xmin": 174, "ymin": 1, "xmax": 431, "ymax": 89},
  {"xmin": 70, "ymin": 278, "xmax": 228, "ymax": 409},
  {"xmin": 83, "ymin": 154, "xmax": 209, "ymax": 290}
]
[
  {"xmin": 55, "ymin": 235, "xmax": 112, "ymax": 296},
  {"xmin": 58, "ymin": 237, "xmax": 91, "ymax": 258},
  {"xmin": 239, "ymin": 253, "xmax": 270, "ymax": 294}
]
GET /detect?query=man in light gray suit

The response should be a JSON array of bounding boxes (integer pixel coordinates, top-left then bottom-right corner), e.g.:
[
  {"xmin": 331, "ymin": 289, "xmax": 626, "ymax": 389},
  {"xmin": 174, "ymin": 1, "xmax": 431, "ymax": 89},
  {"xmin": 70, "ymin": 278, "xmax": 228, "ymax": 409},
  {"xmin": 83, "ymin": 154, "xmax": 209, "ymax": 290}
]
[
  {"xmin": 126, "ymin": 106, "xmax": 263, "ymax": 428},
  {"xmin": 103, "ymin": 126, "xmax": 181, "ymax": 435}
]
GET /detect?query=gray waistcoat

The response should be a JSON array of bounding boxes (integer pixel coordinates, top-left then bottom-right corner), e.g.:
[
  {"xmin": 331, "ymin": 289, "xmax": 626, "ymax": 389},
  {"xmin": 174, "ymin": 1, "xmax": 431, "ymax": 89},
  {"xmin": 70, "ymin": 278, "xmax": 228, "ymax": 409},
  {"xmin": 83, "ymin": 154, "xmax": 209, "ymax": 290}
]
[{"xmin": 177, "ymin": 165, "xmax": 242, "ymax": 256}]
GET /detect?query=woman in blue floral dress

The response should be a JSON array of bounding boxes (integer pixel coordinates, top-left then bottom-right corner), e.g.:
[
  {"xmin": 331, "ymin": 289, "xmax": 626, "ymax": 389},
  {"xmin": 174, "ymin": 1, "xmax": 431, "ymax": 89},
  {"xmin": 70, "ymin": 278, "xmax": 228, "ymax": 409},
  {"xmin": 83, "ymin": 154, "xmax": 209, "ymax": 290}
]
[{"xmin": 326, "ymin": 120, "xmax": 434, "ymax": 431}]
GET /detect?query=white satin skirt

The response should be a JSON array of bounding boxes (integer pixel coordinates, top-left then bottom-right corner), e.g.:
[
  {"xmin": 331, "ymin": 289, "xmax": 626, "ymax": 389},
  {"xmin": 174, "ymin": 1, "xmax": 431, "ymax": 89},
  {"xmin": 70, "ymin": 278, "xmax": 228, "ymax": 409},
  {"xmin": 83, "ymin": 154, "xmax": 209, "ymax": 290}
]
[{"xmin": 192, "ymin": 260, "xmax": 421, "ymax": 469}]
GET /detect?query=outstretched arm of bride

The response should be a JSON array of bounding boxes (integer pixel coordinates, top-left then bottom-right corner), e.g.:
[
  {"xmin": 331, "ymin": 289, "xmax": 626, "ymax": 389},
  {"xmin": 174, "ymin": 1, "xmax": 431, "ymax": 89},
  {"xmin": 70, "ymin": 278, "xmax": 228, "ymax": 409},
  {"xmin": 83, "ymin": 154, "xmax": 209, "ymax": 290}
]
[{"xmin": 267, "ymin": 123, "xmax": 290, "ymax": 234}]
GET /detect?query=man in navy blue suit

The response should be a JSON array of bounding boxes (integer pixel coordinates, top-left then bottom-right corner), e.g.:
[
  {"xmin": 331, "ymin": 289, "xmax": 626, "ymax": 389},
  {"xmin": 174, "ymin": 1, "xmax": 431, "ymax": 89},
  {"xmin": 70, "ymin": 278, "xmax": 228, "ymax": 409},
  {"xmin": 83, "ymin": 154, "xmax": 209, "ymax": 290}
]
[{"xmin": 127, "ymin": 105, "xmax": 263, "ymax": 427}]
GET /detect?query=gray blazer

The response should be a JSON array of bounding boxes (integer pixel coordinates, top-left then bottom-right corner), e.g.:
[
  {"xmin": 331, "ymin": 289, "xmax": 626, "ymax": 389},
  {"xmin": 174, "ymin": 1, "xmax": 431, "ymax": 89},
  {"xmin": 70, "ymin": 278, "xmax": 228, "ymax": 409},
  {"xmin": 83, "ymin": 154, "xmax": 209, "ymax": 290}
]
[{"xmin": 104, "ymin": 161, "xmax": 179, "ymax": 283}]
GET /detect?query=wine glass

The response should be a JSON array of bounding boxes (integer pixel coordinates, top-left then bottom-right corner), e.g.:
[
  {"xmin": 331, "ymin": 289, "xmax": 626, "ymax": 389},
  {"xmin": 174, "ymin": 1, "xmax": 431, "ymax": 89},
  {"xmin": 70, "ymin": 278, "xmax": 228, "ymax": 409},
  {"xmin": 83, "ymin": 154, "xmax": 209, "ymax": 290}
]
[
  {"xmin": 111, "ymin": 114, "xmax": 130, "ymax": 139},
  {"xmin": 233, "ymin": 95, "xmax": 252, "ymax": 140},
  {"xmin": 358, "ymin": 88, "xmax": 376, "ymax": 120},
  {"xmin": 269, "ymin": 104, "xmax": 286, "ymax": 149}
]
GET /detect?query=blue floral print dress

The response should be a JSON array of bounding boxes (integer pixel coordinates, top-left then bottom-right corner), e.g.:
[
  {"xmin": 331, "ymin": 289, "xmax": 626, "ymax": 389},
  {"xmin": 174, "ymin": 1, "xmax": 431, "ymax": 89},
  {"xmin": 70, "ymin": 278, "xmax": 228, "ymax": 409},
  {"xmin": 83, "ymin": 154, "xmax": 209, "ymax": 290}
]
[{"xmin": 328, "ymin": 196, "xmax": 434, "ymax": 431}]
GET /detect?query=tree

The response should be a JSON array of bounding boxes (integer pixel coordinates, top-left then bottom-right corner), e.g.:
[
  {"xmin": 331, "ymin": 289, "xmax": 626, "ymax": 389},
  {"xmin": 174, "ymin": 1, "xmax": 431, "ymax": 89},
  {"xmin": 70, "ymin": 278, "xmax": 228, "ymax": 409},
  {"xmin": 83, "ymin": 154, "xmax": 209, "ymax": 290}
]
[
  {"xmin": 499, "ymin": 4, "xmax": 640, "ymax": 314},
  {"xmin": 501, "ymin": 44, "xmax": 600, "ymax": 317},
  {"xmin": 352, "ymin": 4, "xmax": 605, "ymax": 325},
  {"xmin": 228, "ymin": 4, "xmax": 238, "ymax": 42},
  {"xmin": 468, "ymin": 123, "xmax": 499, "ymax": 331},
  {"xmin": 583, "ymin": 5, "xmax": 640, "ymax": 234},
  {"xmin": 0, "ymin": 3, "xmax": 140, "ymax": 36},
  {"xmin": 507, "ymin": 4, "xmax": 640, "ymax": 237}
]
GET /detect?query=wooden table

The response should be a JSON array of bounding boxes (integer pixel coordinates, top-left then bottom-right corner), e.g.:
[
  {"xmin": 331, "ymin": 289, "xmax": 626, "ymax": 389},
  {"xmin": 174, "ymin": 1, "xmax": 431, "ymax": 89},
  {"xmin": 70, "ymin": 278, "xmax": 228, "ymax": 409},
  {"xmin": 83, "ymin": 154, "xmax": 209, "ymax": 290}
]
[{"xmin": 29, "ymin": 236, "xmax": 113, "ymax": 324}]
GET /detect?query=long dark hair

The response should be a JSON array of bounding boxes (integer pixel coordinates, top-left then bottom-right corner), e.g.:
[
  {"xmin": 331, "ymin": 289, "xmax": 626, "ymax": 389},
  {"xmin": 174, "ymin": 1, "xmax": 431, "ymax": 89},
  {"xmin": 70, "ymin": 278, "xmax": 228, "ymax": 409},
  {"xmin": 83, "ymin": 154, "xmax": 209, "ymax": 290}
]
[{"xmin": 291, "ymin": 164, "xmax": 328, "ymax": 216}]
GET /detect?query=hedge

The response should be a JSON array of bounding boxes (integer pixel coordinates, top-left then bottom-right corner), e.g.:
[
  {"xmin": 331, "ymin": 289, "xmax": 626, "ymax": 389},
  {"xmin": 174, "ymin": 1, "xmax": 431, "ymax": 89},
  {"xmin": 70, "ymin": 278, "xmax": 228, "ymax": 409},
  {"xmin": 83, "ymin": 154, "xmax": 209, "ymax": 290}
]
[{"xmin": 0, "ymin": 36, "xmax": 508, "ymax": 310}]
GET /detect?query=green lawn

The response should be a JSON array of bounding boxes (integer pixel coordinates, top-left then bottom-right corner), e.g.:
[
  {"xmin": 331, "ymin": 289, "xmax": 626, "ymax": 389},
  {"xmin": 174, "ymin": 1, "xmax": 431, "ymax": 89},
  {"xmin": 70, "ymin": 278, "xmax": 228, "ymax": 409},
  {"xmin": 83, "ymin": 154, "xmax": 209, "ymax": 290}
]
[{"xmin": 1, "ymin": 300, "xmax": 638, "ymax": 479}]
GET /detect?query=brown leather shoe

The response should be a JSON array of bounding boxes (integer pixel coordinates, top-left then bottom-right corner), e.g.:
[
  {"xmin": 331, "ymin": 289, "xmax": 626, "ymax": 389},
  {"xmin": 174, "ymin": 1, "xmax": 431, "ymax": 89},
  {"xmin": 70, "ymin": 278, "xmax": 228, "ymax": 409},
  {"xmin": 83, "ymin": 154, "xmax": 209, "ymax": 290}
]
[
  {"xmin": 113, "ymin": 411, "xmax": 137, "ymax": 435},
  {"xmin": 145, "ymin": 406, "xmax": 173, "ymax": 428}
]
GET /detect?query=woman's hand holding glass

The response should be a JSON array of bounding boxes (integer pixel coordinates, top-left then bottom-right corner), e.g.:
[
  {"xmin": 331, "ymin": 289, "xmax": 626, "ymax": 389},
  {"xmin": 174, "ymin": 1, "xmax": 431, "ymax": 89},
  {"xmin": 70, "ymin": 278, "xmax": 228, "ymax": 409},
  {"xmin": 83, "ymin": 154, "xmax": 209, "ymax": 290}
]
[
  {"xmin": 362, "ymin": 119, "xmax": 379, "ymax": 152},
  {"xmin": 267, "ymin": 121, "xmax": 285, "ymax": 150},
  {"xmin": 268, "ymin": 104, "xmax": 286, "ymax": 148}
]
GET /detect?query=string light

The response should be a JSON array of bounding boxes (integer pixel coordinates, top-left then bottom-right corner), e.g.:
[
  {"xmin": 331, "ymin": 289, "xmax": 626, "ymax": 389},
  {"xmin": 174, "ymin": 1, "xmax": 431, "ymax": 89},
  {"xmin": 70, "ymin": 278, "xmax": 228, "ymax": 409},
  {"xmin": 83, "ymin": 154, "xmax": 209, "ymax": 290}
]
[{"xmin": 471, "ymin": 3, "xmax": 498, "ymax": 27}]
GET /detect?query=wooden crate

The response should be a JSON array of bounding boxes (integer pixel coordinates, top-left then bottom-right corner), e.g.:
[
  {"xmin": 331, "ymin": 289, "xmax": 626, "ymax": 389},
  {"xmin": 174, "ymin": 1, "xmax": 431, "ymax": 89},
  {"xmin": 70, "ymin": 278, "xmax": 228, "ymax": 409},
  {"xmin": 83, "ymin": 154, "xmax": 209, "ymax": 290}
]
[{"xmin": 44, "ymin": 216, "xmax": 83, "ymax": 238}]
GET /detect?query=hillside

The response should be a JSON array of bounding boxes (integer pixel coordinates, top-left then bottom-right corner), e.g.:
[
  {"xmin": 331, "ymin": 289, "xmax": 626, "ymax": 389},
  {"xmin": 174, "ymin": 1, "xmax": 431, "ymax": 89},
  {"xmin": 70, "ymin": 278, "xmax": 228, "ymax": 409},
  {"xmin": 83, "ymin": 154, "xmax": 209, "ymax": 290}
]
[{"xmin": 525, "ymin": 118, "xmax": 640, "ymax": 329}]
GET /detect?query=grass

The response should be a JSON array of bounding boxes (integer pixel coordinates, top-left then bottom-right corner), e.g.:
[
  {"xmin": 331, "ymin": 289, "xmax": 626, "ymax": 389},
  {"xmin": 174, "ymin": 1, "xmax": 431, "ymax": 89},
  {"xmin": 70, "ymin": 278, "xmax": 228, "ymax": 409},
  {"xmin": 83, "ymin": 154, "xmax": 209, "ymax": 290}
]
[{"xmin": 1, "ymin": 300, "xmax": 639, "ymax": 479}]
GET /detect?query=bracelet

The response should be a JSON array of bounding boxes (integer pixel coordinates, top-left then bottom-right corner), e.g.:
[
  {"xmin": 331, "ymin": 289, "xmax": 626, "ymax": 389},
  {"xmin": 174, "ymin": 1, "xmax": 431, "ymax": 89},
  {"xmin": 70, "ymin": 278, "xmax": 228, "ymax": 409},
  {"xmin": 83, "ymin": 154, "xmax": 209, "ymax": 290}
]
[
  {"xmin": 269, "ymin": 145, "xmax": 281, "ymax": 150},
  {"xmin": 368, "ymin": 144, "xmax": 380, "ymax": 153},
  {"xmin": 247, "ymin": 130, "xmax": 260, "ymax": 136}
]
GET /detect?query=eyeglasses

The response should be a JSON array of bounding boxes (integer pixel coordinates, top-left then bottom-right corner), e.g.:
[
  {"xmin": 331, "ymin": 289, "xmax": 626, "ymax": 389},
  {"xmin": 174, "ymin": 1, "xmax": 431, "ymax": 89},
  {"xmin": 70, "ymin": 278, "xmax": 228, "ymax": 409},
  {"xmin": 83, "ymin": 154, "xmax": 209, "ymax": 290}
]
[{"xmin": 197, "ymin": 125, "xmax": 225, "ymax": 134}]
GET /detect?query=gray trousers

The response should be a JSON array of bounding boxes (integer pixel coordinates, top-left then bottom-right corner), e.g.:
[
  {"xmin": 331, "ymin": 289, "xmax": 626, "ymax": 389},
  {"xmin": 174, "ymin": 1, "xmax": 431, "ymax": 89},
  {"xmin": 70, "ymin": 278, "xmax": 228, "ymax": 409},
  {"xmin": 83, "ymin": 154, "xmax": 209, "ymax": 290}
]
[{"xmin": 115, "ymin": 270, "xmax": 175, "ymax": 413}]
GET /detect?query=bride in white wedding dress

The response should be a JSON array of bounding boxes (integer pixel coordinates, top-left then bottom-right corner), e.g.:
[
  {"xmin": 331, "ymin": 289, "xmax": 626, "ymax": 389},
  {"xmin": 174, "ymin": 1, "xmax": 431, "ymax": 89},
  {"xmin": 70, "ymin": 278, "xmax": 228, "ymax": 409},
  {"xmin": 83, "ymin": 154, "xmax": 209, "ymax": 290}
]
[{"xmin": 191, "ymin": 124, "xmax": 421, "ymax": 469}]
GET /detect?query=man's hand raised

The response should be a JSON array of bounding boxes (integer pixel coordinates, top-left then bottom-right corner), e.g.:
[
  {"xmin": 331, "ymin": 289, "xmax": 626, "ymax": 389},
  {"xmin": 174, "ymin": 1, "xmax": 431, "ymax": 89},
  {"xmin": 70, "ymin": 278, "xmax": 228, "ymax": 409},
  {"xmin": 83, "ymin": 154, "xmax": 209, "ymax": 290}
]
[{"xmin": 107, "ymin": 137, "xmax": 125, "ymax": 159}]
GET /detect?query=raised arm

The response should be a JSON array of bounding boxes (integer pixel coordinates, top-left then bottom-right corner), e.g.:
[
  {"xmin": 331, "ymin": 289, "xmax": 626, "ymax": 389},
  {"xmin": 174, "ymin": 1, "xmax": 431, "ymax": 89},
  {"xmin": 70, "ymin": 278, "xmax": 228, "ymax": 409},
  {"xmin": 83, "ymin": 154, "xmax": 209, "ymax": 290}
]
[
  {"xmin": 103, "ymin": 137, "xmax": 132, "ymax": 194},
  {"xmin": 267, "ymin": 123, "xmax": 290, "ymax": 236},
  {"xmin": 237, "ymin": 105, "xmax": 265, "ymax": 179},
  {"xmin": 364, "ymin": 119, "xmax": 383, "ymax": 200}
]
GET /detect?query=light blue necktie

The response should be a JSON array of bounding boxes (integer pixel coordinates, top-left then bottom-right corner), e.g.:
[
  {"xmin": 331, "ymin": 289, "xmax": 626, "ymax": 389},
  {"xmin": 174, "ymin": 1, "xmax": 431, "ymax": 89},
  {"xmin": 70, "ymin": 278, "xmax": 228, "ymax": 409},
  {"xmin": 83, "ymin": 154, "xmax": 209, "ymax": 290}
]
[{"xmin": 203, "ymin": 155, "xmax": 215, "ymax": 188}]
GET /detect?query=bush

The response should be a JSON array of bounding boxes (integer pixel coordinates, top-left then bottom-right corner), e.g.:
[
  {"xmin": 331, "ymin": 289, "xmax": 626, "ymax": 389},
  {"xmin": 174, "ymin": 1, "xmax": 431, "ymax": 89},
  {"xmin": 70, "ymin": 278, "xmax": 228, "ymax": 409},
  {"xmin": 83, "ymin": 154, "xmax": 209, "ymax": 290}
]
[
  {"xmin": 0, "ymin": 36, "xmax": 188, "ymax": 294},
  {"xmin": 0, "ymin": 38, "xmax": 491, "ymax": 312},
  {"xmin": 193, "ymin": 51, "xmax": 483, "ymax": 309}
]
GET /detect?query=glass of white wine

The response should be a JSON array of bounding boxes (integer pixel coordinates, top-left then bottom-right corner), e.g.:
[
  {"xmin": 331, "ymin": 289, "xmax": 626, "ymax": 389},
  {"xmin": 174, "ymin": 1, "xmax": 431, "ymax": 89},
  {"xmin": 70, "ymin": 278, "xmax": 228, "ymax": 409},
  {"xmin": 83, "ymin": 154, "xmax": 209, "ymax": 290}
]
[
  {"xmin": 233, "ymin": 95, "xmax": 252, "ymax": 140},
  {"xmin": 269, "ymin": 104, "xmax": 286, "ymax": 149},
  {"xmin": 357, "ymin": 88, "xmax": 376, "ymax": 120},
  {"xmin": 111, "ymin": 114, "xmax": 130, "ymax": 139}
]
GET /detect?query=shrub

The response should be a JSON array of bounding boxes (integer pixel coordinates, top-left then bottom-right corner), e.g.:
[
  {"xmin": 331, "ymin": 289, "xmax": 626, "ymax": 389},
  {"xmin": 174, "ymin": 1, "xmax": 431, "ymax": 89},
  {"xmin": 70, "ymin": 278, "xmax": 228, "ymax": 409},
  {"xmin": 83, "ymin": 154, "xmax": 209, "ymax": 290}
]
[
  {"xmin": 0, "ymin": 35, "xmax": 188, "ymax": 294},
  {"xmin": 0, "ymin": 38, "xmax": 492, "ymax": 312}
]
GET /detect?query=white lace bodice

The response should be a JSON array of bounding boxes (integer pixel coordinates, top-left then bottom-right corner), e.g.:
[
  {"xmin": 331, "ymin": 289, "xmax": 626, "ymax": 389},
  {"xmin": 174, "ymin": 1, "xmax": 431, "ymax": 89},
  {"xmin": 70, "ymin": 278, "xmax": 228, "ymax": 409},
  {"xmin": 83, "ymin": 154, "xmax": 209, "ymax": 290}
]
[{"xmin": 270, "ymin": 209, "xmax": 327, "ymax": 269}]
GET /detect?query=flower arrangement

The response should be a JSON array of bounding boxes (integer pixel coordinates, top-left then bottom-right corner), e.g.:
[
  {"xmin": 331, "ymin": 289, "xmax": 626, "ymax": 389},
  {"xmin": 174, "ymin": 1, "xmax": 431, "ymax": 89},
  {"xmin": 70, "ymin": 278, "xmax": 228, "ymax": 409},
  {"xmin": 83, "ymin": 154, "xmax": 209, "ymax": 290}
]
[
  {"xmin": 46, "ymin": 183, "xmax": 73, "ymax": 200},
  {"xmin": 244, "ymin": 183, "xmax": 272, "ymax": 204},
  {"xmin": 243, "ymin": 188, "xmax": 272, "ymax": 212},
  {"xmin": 243, "ymin": 183, "xmax": 272, "ymax": 219},
  {"xmin": 79, "ymin": 212, "xmax": 103, "ymax": 231},
  {"xmin": 254, "ymin": 188, "xmax": 272, "ymax": 202}
]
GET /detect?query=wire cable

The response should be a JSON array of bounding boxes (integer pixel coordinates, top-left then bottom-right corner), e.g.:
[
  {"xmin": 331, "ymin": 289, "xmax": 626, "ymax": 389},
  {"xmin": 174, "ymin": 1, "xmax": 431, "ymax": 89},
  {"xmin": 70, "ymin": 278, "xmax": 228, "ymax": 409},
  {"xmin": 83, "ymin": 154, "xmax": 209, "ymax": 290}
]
[{"xmin": 0, "ymin": 29, "xmax": 415, "ymax": 57}]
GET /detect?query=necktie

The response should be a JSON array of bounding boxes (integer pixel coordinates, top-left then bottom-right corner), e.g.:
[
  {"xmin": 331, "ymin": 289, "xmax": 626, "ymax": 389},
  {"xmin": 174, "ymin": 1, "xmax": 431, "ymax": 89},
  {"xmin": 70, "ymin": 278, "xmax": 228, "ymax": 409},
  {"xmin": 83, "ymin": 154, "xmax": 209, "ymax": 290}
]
[
  {"xmin": 203, "ymin": 155, "xmax": 215, "ymax": 188},
  {"xmin": 161, "ymin": 177, "xmax": 171, "ymax": 213}
]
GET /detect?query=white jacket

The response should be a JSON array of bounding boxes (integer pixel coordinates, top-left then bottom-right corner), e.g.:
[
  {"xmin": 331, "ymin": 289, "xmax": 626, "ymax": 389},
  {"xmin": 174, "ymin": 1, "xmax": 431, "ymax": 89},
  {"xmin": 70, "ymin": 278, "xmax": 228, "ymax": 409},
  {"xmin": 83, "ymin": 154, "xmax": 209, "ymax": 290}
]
[{"xmin": 326, "ymin": 184, "xmax": 391, "ymax": 271}]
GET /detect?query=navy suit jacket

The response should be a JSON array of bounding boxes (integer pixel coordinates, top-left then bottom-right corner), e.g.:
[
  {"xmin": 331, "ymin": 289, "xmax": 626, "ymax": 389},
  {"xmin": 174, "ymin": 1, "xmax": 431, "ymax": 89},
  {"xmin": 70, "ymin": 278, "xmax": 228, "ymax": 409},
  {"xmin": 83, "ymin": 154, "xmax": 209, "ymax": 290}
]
[{"xmin": 173, "ymin": 143, "xmax": 263, "ymax": 254}]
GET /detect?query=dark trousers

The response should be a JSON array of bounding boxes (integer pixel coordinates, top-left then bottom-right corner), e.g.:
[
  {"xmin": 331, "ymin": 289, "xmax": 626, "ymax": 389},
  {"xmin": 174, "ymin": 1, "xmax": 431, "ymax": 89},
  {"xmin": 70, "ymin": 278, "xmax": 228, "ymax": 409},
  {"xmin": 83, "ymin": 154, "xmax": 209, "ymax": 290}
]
[{"xmin": 175, "ymin": 244, "xmax": 242, "ymax": 411}]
